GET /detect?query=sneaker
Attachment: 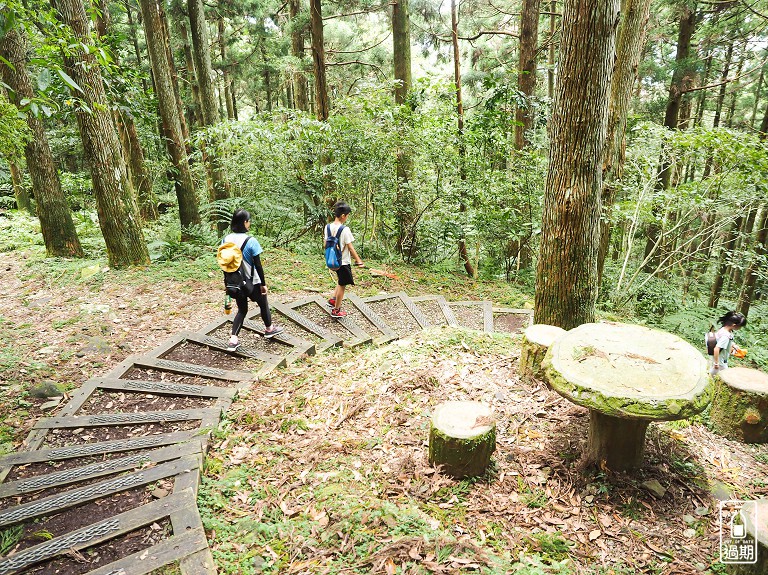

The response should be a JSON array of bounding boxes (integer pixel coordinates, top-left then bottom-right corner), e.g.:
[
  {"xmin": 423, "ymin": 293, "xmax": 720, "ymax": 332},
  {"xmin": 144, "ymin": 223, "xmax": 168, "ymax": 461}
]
[
  {"xmin": 227, "ymin": 338, "xmax": 239, "ymax": 351},
  {"xmin": 327, "ymin": 298, "xmax": 336, "ymax": 308},
  {"xmin": 330, "ymin": 308, "xmax": 347, "ymax": 318},
  {"xmin": 263, "ymin": 325, "xmax": 284, "ymax": 338}
]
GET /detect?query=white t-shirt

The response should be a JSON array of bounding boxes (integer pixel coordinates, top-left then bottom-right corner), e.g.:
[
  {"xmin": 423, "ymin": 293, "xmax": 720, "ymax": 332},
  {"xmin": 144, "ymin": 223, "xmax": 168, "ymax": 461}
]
[
  {"xmin": 325, "ymin": 223, "xmax": 355, "ymax": 265},
  {"xmin": 714, "ymin": 327, "xmax": 734, "ymax": 369}
]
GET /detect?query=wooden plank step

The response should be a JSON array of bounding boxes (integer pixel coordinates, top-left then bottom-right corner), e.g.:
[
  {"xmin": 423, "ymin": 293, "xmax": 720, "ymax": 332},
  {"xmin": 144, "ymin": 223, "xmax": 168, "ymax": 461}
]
[
  {"xmin": 286, "ymin": 296, "xmax": 373, "ymax": 347},
  {"xmin": 0, "ymin": 431, "xmax": 202, "ymax": 467},
  {"xmin": 0, "ymin": 456, "xmax": 199, "ymax": 528},
  {"xmin": 198, "ymin": 316, "xmax": 316, "ymax": 365},
  {"xmin": 362, "ymin": 292, "xmax": 431, "ymax": 329},
  {"xmin": 360, "ymin": 292, "xmax": 432, "ymax": 336},
  {"xmin": 0, "ymin": 488, "xmax": 198, "ymax": 575},
  {"xmin": 127, "ymin": 356, "xmax": 255, "ymax": 383},
  {"xmin": 268, "ymin": 301, "xmax": 342, "ymax": 352},
  {"xmin": 104, "ymin": 354, "xmax": 254, "ymax": 384},
  {"xmin": 338, "ymin": 293, "xmax": 398, "ymax": 345},
  {"xmin": 446, "ymin": 300, "xmax": 494, "ymax": 332},
  {"xmin": 85, "ymin": 377, "xmax": 237, "ymax": 399},
  {"xmin": 33, "ymin": 408, "xmax": 221, "ymax": 430},
  {"xmin": 0, "ymin": 441, "xmax": 202, "ymax": 498},
  {"xmin": 410, "ymin": 295, "xmax": 459, "ymax": 327},
  {"xmin": 492, "ymin": 307, "xmax": 533, "ymax": 334},
  {"xmin": 144, "ymin": 332, "xmax": 284, "ymax": 377},
  {"xmin": 83, "ymin": 527, "xmax": 209, "ymax": 575}
]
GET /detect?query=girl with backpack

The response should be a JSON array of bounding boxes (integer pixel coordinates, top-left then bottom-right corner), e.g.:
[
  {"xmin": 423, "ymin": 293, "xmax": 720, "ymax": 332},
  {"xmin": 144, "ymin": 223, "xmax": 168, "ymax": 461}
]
[
  {"xmin": 710, "ymin": 311, "xmax": 747, "ymax": 375},
  {"xmin": 220, "ymin": 209, "xmax": 283, "ymax": 350}
]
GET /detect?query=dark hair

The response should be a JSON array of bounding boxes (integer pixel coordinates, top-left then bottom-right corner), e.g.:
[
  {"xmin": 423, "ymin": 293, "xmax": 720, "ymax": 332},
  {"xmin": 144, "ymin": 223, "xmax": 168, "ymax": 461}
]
[
  {"xmin": 332, "ymin": 201, "xmax": 351, "ymax": 219},
  {"xmin": 231, "ymin": 209, "xmax": 250, "ymax": 233},
  {"xmin": 718, "ymin": 310, "xmax": 747, "ymax": 328}
]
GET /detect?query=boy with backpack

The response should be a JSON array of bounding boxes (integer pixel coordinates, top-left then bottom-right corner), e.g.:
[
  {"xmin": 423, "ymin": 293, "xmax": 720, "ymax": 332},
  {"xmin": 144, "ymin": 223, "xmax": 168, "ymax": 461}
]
[{"xmin": 324, "ymin": 201, "xmax": 364, "ymax": 318}]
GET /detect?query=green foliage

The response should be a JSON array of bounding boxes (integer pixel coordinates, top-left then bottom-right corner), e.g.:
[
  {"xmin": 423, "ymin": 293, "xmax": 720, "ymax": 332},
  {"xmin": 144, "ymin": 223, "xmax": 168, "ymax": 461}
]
[
  {"xmin": 0, "ymin": 525, "xmax": 23, "ymax": 555},
  {"xmin": 0, "ymin": 95, "xmax": 31, "ymax": 162}
]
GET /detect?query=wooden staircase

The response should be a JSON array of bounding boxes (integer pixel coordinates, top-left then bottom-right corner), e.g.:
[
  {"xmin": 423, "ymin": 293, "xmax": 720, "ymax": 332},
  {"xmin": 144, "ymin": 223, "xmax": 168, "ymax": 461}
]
[{"xmin": 0, "ymin": 294, "xmax": 531, "ymax": 575}]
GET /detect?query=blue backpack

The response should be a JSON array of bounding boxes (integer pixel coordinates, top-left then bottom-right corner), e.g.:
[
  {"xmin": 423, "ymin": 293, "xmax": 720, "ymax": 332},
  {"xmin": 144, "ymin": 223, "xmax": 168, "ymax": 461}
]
[{"xmin": 324, "ymin": 224, "xmax": 345, "ymax": 270}]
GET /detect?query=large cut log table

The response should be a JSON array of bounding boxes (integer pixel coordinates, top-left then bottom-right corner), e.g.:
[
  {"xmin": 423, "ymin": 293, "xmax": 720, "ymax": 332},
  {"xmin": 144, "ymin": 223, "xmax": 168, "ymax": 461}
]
[{"xmin": 543, "ymin": 322, "xmax": 711, "ymax": 471}]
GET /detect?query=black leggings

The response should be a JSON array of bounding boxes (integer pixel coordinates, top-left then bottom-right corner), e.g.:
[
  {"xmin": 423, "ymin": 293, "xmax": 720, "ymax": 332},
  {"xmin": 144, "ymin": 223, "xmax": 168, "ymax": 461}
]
[{"xmin": 231, "ymin": 288, "xmax": 272, "ymax": 336}]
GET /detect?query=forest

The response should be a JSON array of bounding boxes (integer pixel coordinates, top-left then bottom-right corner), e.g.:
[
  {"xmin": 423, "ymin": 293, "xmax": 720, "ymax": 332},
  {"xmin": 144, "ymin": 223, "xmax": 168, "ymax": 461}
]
[
  {"xmin": 3, "ymin": 0, "xmax": 768, "ymax": 572},
  {"xmin": 2, "ymin": 0, "xmax": 768, "ymax": 354}
]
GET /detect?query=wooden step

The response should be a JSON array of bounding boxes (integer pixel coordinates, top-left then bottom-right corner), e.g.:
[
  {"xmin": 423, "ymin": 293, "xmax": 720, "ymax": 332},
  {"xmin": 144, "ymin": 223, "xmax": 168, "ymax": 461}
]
[
  {"xmin": 410, "ymin": 295, "xmax": 458, "ymax": 327},
  {"xmin": 361, "ymin": 292, "xmax": 432, "ymax": 337},
  {"xmin": 146, "ymin": 331, "xmax": 286, "ymax": 377},
  {"xmin": 492, "ymin": 306, "xmax": 533, "ymax": 334},
  {"xmin": 446, "ymin": 300, "xmax": 494, "ymax": 332},
  {"xmin": 199, "ymin": 316, "xmax": 316, "ymax": 365},
  {"xmin": 285, "ymin": 296, "xmax": 373, "ymax": 347},
  {"xmin": 345, "ymin": 293, "xmax": 399, "ymax": 344},
  {"xmin": 268, "ymin": 301, "xmax": 343, "ymax": 352}
]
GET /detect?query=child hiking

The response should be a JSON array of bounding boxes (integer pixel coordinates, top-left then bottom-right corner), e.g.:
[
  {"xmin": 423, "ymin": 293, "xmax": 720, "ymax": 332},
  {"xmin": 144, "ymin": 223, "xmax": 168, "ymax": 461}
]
[
  {"xmin": 218, "ymin": 209, "xmax": 283, "ymax": 350},
  {"xmin": 710, "ymin": 310, "xmax": 747, "ymax": 375},
  {"xmin": 325, "ymin": 201, "xmax": 363, "ymax": 318}
]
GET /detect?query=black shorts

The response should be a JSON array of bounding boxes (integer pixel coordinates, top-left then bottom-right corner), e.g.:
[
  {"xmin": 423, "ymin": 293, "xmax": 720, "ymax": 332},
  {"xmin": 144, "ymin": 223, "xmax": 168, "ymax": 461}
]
[{"xmin": 335, "ymin": 264, "xmax": 354, "ymax": 286}]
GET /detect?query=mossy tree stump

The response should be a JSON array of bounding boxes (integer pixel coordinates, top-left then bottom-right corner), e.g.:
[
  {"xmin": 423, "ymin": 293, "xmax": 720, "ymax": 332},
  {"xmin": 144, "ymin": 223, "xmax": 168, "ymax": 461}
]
[
  {"xmin": 726, "ymin": 500, "xmax": 767, "ymax": 574},
  {"xmin": 711, "ymin": 367, "xmax": 768, "ymax": 443},
  {"xmin": 543, "ymin": 322, "xmax": 711, "ymax": 471},
  {"xmin": 428, "ymin": 401, "xmax": 496, "ymax": 478},
  {"xmin": 519, "ymin": 324, "xmax": 566, "ymax": 380}
]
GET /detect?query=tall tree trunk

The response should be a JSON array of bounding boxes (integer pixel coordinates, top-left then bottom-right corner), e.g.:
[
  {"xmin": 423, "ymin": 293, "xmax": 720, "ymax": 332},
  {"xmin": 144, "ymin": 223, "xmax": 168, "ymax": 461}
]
[
  {"xmin": 725, "ymin": 42, "xmax": 745, "ymax": 128},
  {"xmin": 514, "ymin": 0, "xmax": 541, "ymax": 150},
  {"xmin": 189, "ymin": 0, "xmax": 230, "ymax": 231},
  {"xmin": 393, "ymin": 0, "xmax": 415, "ymax": 255},
  {"xmin": 261, "ymin": 38, "xmax": 273, "ymax": 112},
  {"xmin": 50, "ymin": 0, "xmax": 149, "ymax": 266},
  {"xmin": 752, "ymin": 68, "xmax": 764, "ymax": 129},
  {"xmin": 309, "ymin": 0, "xmax": 329, "ymax": 121},
  {"xmin": 177, "ymin": 18, "xmax": 202, "ymax": 126},
  {"xmin": 0, "ymin": 27, "xmax": 83, "ymax": 257},
  {"xmin": 9, "ymin": 161, "xmax": 33, "ymax": 214},
  {"xmin": 693, "ymin": 53, "xmax": 711, "ymax": 128},
  {"xmin": 289, "ymin": 0, "xmax": 309, "ymax": 111},
  {"xmin": 730, "ymin": 206, "xmax": 757, "ymax": 290},
  {"xmin": 709, "ymin": 215, "xmax": 741, "ymax": 308},
  {"xmin": 643, "ymin": 5, "xmax": 696, "ymax": 272},
  {"xmin": 760, "ymin": 100, "xmax": 768, "ymax": 140},
  {"xmin": 116, "ymin": 112, "xmax": 158, "ymax": 221},
  {"xmin": 218, "ymin": 17, "xmax": 235, "ymax": 119},
  {"xmin": 535, "ymin": 0, "xmax": 618, "ymax": 328},
  {"xmin": 548, "ymin": 0, "xmax": 556, "ymax": 100},
  {"xmin": 597, "ymin": 0, "xmax": 651, "ymax": 284},
  {"xmin": 712, "ymin": 42, "xmax": 733, "ymax": 129},
  {"xmin": 738, "ymin": 204, "xmax": 768, "ymax": 318},
  {"xmin": 95, "ymin": 0, "xmax": 157, "ymax": 222},
  {"xmin": 393, "ymin": 0, "xmax": 412, "ymax": 105},
  {"xmin": 159, "ymin": 1, "xmax": 190, "ymax": 143},
  {"xmin": 451, "ymin": 0, "xmax": 475, "ymax": 278},
  {"xmin": 139, "ymin": 0, "xmax": 201, "ymax": 233},
  {"xmin": 126, "ymin": 3, "xmax": 149, "ymax": 93}
]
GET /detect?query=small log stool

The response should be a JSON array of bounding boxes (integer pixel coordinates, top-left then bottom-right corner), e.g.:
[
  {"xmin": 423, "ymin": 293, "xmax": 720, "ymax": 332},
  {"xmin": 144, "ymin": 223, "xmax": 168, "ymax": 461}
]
[
  {"xmin": 711, "ymin": 367, "xmax": 768, "ymax": 443},
  {"xmin": 428, "ymin": 401, "xmax": 496, "ymax": 478},
  {"xmin": 519, "ymin": 324, "xmax": 566, "ymax": 380},
  {"xmin": 726, "ymin": 499, "xmax": 767, "ymax": 574},
  {"xmin": 543, "ymin": 322, "xmax": 711, "ymax": 471}
]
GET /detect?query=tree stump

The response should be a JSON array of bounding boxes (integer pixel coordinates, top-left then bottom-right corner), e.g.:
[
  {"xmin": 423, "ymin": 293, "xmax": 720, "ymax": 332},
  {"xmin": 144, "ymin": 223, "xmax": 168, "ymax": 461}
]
[
  {"xmin": 428, "ymin": 401, "xmax": 496, "ymax": 478},
  {"xmin": 544, "ymin": 322, "xmax": 710, "ymax": 471},
  {"xmin": 726, "ymin": 499, "xmax": 767, "ymax": 574},
  {"xmin": 519, "ymin": 324, "xmax": 567, "ymax": 380},
  {"xmin": 711, "ymin": 367, "xmax": 768, "ymax": 443}
]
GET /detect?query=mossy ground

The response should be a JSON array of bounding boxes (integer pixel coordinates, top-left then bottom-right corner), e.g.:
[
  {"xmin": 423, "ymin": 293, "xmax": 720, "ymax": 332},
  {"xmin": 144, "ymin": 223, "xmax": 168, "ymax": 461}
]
[{"xmin": 1, "ymin": 228, "xmax": 767, "ymax": 574}]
